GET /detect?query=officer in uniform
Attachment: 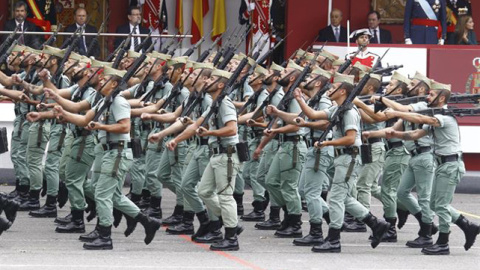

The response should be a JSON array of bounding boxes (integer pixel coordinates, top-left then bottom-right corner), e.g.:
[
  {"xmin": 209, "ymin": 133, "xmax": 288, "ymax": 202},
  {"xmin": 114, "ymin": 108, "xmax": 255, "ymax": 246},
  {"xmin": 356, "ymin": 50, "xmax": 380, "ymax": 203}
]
[
  {"xmin": 346, "ymin": 29, "xmax": 380, "ymax": 69},
  {"xmin": 294, "ymin": 73, "xmax": 389, "ymax": 253},
  {"xmin": 404, "ymin": 0, "xmax": 447, "ymax": 44},
  {"xmin": 53, "ymin": 66, "xmax": 161, "ymax": 250},
  {"xmin": 385, "ymin": 81, "xmax": 480, "ymax": 255}
]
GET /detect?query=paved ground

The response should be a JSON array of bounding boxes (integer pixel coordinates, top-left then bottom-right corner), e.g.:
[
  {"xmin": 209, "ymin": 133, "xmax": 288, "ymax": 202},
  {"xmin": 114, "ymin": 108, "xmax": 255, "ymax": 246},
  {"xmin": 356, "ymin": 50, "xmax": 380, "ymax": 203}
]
[{"xmin": 0, "ymin": 186, "xmax": 479, "ymax": 270}]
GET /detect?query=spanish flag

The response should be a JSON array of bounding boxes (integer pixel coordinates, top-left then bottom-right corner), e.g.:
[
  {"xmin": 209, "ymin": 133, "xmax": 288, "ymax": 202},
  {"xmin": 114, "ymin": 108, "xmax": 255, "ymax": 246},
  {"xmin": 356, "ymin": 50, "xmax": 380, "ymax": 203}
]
[
  {"xmin": 175, "ymin": 0, "xmax": 183, "ymax": 34},
  {"xmin": 191, "ymin": 0, "xmax": 209, "ymax": 44},
  {"xmin": 212, "ymin": 0, "xmax": 227, "ymax": 43}
]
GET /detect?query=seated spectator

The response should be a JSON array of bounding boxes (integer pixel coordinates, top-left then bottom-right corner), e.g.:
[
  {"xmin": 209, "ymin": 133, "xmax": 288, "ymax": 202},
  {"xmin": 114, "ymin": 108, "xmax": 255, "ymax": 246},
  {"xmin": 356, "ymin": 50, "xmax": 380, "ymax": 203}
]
[
  {"xmin": 317, "ymin": 9, "xmax": 347, "ymax": 43},
  {"xmin": 367, "ymin": 11, "xmax": 392, "ymax": 44},
  {"xmin": 449, "ymin": 15, "xmax": 477, "ymax": 45}
]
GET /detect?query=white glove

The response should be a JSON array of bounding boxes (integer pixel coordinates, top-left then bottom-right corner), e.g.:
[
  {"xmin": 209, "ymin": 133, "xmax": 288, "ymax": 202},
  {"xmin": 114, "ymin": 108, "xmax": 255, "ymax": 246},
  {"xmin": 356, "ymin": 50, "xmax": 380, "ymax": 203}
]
[
  {"xmin": 405, "ymin": 38, "xmax": 413, "ymax": 45},
  {"xmin": 438, "ymin": 38, "xmax": 445, "ymax": 45}
]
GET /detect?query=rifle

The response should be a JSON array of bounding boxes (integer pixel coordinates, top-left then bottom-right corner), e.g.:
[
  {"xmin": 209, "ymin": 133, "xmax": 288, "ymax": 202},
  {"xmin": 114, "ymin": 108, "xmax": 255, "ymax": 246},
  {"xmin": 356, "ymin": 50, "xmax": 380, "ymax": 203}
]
[
  {"xmin": 105, "ymin": 39, "xmax": 126, "ymax": 62},
  {"xmin": 139, "ymin": 61, "xmax": 171, "ymax": 103},
  {"xmin": 211, "ymin": 26, "xmax": 238, "ymax": 66},
  {"xmin": 159, "ymin": 68, "xmax": 193, "ymax": 111},
  {"xmin": 314, "ymin": 49, "xmax": 390, "ymax": 145},
  {"xmin": 133, "ymin": 58, "xmax": 161, "ymax": 99},
  {"xmin": 52, "ymin": 32, "xmax": 85, "ymax": 88},
  {"xmin": 0, "ymin": 26, "xmax": 20, "ymax": 55},
  {"xmin": 294, "ymin": 35, "xmax": 321, "ymax": 65},
  {"xmin": 168, "ymin": 31, "xmax": 189, "ymax": 56},
  {"xmin": 257, "ymin": 30, "xmax": 291, "ymax": 65},
  {"xmin": 160, "ymin": 33, "xmax": 178, "ymax": 54},
  {"xmin": 183, "ymin": 29, "xmax": 213, "ymax": 57},
  {"xmin": 134, "ymin": 28, "xmax": 153, "ymax": 52},
  {"xmin": 197, "ymin": 31, "xmax": 225, "ymax": 62},
  {"xmin": 337, "ymin": 45, "xmax": 365, "ymax": 74},
  {"xmin": 0, "ymin": 40, "xmax": 18, "ymax": 66},
  {"xmin": 87, "ymin": 11, "xmax": 110, "ymax": 56},
  {"xmin": 61, "ymin": 15, "xmax": 92, "ymax": 49},
  {"xmin": 217, "ymin": 25, "xmax": 252, "ymax": 70},
  {"xmin": 265, "ymin": 51, "xmax": 321, "ymax": 131},
  {"xmin": 43, "ymin": 23, "xmax": 62, "ymax": 46},
  {"xmin": 112, "ymin": 30, "xmax": 133, "ymax": 69},
  {"xmin": 199, "ymin": 56, "xmax": 251, "ymax": 128},
  {"xmin": 90, "ymin": 42, "xmax": 156, "ymax": 125},
  {"xmin": 415, "ymin": 107, "xmax": 480, "ymax": 117}
]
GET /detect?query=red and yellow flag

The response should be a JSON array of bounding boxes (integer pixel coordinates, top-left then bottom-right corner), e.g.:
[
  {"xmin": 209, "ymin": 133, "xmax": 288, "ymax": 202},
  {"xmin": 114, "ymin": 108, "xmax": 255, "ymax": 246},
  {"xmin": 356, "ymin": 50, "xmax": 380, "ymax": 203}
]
[
  {"xmin": 191, "ymin": 0, "xmax": 209, "ymax": 44},
  {"xmin": 175, "ymin": 0, "xmax": 184, "ymax": 34},
  {"xmin": 212, "ymin": 0, "xmax": 227, "ymax": 42}
]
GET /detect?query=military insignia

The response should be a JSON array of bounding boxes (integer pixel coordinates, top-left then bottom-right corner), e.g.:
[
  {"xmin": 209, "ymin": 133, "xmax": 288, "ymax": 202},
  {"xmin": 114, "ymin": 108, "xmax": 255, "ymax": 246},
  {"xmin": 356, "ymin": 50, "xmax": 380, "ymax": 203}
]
[{"xmin": 432, "ymin": 0, "xmax": 441, "ymax": 13}]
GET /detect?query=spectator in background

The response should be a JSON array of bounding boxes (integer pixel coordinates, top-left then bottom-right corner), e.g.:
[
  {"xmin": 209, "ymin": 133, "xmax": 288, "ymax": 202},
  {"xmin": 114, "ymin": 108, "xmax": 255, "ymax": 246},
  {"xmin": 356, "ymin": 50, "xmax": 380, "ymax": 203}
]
[
  {"xmin": 114, "ymin": 6, "xmax": 151, "ymax": 53},
  {"xmin": 449, "ymin": 15, "xmax": 477, "ymax": 45},
  {"xmin": 317, "ymin": 9, "xmax": 348, "ymax": 43},
  {"xmin": 2, "ymin": 1, "xmax": 42, "ymax": 49},
  {"xmin": 63, "ymin": 7, "xmax": 100, "ymax": 57},
  {"xmin": 403, "ymin": 0, "xmax": 447, "ymax": 45},
  {"xmin": 367, "ymin": 11, "xmax": 392, "ymax": 44}
]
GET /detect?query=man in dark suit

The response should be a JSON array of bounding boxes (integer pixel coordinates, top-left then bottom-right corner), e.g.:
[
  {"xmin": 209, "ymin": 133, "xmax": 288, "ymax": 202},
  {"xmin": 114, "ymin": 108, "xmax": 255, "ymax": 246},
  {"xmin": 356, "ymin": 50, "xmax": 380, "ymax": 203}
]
[
  {"xmin": 367, "ymin": 11, "xmax": 393, "ymax": 44},
  {"xmin": 114, "ymin": 6, "xmax": 152, "ymax": 53},
  {"xmin": 63, "ymin": 7, "xmax": 99, "ymax": 57},
  {"xmin": 317, "ymin": 9, "xmax": 348, "ymax": 43},
  {"xmin": 2, "ymin": 1, "xmax": 42, "ymax": 49}
]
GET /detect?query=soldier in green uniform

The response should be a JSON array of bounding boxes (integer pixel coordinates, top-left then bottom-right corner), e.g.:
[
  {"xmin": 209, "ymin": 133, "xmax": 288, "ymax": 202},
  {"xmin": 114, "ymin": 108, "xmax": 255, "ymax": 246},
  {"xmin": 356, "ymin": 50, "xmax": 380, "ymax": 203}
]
[
  {"xmin": 263, "ymin": 60, "xmax": 308, "ymax": 238},
  {"xmin": 53, "ymin": 66, "xmax": 161, "ymax": 250},
  {"xmin": 384, "ymin": 81, "xmax": 480, "ymax": 255},
  {"xmin": 294, "ymin": 73, "xmax": 389, "ymax": 253}
]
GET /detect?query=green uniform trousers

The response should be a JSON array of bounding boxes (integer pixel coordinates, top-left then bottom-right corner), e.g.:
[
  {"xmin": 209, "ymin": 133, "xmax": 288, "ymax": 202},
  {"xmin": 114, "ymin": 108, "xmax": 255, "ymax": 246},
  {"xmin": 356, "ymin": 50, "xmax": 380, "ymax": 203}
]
[
  {"xmin": 11, "ymin": 115, "xmax": 30, "ymax": 184},
  {"xmin": 298, "ymin": 147, "xmax": 333, "ymax": 224},
  {"xmin": 356, "ymin": 143, "xmax": 386, "ymax": 209},
  {"xmin": 43, "ymin": 123, "xmax": 67, "ymax": 196},
  {"xmin": 58, "ymin": 132, "xmax": 74, "ymax": 181},
  {"xmin": 181, "ymin": 144, "xmax": 210, "ymax": 213},
  {"xmin": 241, "ymin": 136, "xmax": 262, "ymax": 201},
  {"xmin": 65, "ymin": 135, "xmax": 95, "ymax": 210},
  {"xmin": 329, "ymin": 154, "xmax": 369, "ymax": 229},
  {"xmin": 381, "ymin": 146, "xmax": 410, "ymax": 218},
  {"xmin": 129, "ymin": 129, "xmax": 149, "ymax": 195},
  {"xmin": 265, "ymin": 141, "xmax": 307, "ymax": 215},
  {"xmin": 157, "ymin": 138, "xmax": 188, "ymax": 206},
  {"xmin": 198, "ymin": 152, "xmax": 241, "ymax": 228},
  {"xmin": 95, "ymin": 147, "xmax": 140, "ymax": 227},
  {"xmin": 26, "ymin": 121, "xmax": 50, "ymax": 191},
  {"xmin": 397, "ymin": 152, "xmax": 435, "ymax": 224},
  {"xmin": 256, "ymin": 139, "xmax": 280, "ymax": 206},
  {"xmin": 144, "ymin": 133, "xmax": 165, "ymax": 198},
  {"xmin": 431, "ymin": 160, "xmax": 465, "ymax": 233}
]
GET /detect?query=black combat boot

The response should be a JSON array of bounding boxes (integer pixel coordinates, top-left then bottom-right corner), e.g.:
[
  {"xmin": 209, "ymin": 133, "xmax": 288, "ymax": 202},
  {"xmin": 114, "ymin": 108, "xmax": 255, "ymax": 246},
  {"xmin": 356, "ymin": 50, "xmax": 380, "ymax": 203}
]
[
  {"xmin": 311, "ymin": 227, "xmax": 341, "ymax": 253},
  {"xmin": 135, "ymin": 212, "xmax": 161, "ymax": 245},
  {"xmin": 55, "ymin": 209, "xmax": 85, "ymax": 233},
  {"xmin": 113, "ymin": 208, "xmax": 123, "ymax": 228},
  {"xmin": 194, "ymin": 220, "xmax": 223, "ymax": 243},
  {"xmin": 0, "ymin": 216, "xmax": 12, "ymax": 235},
  {"xmin": 163, "ymin": 205, "xmax": 184, "ymax": 226},
  {"xmin": 255, "ymin": 206, "xmax": 281, "ymax": 230},
  {"xmin": 18, "ymin": 189, "xmax": 40, "ymax": 211},
  {"xmin": 191, "ymin": 210, "xmax": 211, "ymax": 241},
  {"xmin": 210, "ymin": 227, "xmax": 239, "ymax": 251},
  {"xmin": 7, "ymin": 178, "xmax": 19, "ymax": 199},
  {"xmin": 454, "ymin": 214, "xmax": 480, "ymax": 251},
  {"xmin": 124, "ymin": 213, "xmax": 138, "ymax": 237},
  {"xmin": 233, "ymin": 193, "xmax": 244, "ymax": 216},
  {"xmin": 79, "ymin": 219, "xmax": 100, "ymax": 242},
  {"xmin": 57, "ymin": 181, "xmax": 68, "ymax": 209},
  {"xmin": 275, "ymin": 214, "xmax": 303, "ymax": 238},
  {"xmin": 421, "ymin": 232, "xmax": 450, "ymax": 255},
  {"xmin": 241, "ymin": 200, "xmax": 265, "ymax": 222},
  {"xmin": 129, "ymin": 193, "xmax": 142, "ymax": 206},
  {"xmin": 406, "ymin": 221, "xmax": 433, "ymax": 248},
  {"xmin": 396, "ymin": 208, "xmax": 409, "ymax": 229},
  {"xmin": 0, "ymin": 195, "xmax": 20, "ymax": 223},
  {"xmin": 83, "ymin": 225, "xmax": 113, "ymax": 250},
  {"xmin": 369, "ymin": 217, "xmax": 398, "ymax": 242},
  {"xmin": 343, "ymin": 219, "xmax": 367, "ymax": 233},
  {"xmin": 413, "ymin": 212, "xmax": 438, "ymax": 235},
  {"xmin": 13, "ymin": 184, "xmax": 29, "ymax": 203},
  {"xmin": 41, "ymin": 177, "xmax": 47, "ymax": 197},
  {"xmin": 85, "ymin": 196, "xmax": 97, "ymax": 222},
  {"xmin": 362, "ymin": 213, "xmax": 390, "ymax": 249},
  {"xmin": 29, "ymin": 195, "xmax": 57, "ymax": 218},
  {"xmin": 166, "ymin": 211, "xmax": 195, "ymax": 235},
  {"xmin": 137, "ymin": 189, "xmax": 151, "ymax": 209},
  {"xmin": 142, "ymin": 196, "xmax": 162, "ymax": 220},
  {"xmin": 293, "ymin": 222, "xmax": 323, "ymax": 246},
  {"xmin": 55, "ymin": 213, "xmax": 72, "ymax": 225}
]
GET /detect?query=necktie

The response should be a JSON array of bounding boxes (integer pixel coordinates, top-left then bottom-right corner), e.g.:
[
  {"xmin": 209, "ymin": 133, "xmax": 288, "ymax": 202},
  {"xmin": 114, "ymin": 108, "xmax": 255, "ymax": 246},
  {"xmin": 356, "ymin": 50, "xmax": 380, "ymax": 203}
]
[
  {"xmin": 373, "ymin": 29, "xmax": 379, "ymax": 44},
  {"xmin": 335, "ymin": 27, "xmax": 340, "ymax": 42},
  {"xmin": 78, "ymin": 27, "xmax": 87, "ymax": 55},
  {"xmin": 133, "ymin": 26, "xmax": 139, "ymax": 50},
  {"xmin": 19, "ymin": 23, "xmax": 24, "ymax": 45}
]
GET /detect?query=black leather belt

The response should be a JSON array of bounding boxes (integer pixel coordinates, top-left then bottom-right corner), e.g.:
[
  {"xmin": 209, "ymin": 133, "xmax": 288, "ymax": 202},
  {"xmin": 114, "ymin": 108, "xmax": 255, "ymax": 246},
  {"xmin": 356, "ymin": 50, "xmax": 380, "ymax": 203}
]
[
  {"xmin": 141, "ymin": 123, "xmax": 153, "ymax": 131},
  {"xmin": 283, "ymin": 135, "xmax": 304, "ymax": 143},
  {"xmin": 436, "ymin": 154, "xmax": 459, "ymax": 165},
  {"xmin": 196, "ymin": 137, "xmax": 209, "ymax": 145},
  {"xmin": 409, "ymin": 146, "xmax": 431, "ymax": 157},
  {"xmin": 253, "ymin": 130, "xmax": 264, "ymax": 138},
  {"xmin": 102, "ymin": 141, "xmax": 132, "ymax": 151},
  {"xmin": 73, "ymin": 129, "xmax": 91, "ymax": 138},
  {"xmin": 334, "ymin": 146, "xmax": 360, "ymax": 157},
  {"xmin": 367, "ymin": 138, "xmax": 382, "ymax": 144},
  {"xmin": 210, "ymin": 145, "xmax": 236, "ymax": 155},
  {"xmin": 387, "ymin": 141, "xmax": 403, "ymax": 149}
]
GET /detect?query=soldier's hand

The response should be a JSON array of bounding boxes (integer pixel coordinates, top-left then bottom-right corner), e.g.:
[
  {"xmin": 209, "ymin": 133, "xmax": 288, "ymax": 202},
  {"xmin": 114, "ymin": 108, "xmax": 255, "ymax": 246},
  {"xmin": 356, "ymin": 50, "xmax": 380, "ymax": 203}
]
[
  {"xmin": 370, "ymin": 95, "xmax": 381, "ymax": 104},
  {"xmin": 266, "ymin": 105, "xmax": 278, "ymax": 116},
  {"xmin": 196, "ymin": 126, "xmax": 209, "ymax": 136},
  {"xmin": 383, "ymin": 108, "xmax": 397, "ymax": 119},
  {"xmin": 314, "ymin": 141, "xmax": 327, "ymax": 149},
  {"xmin": 179, "ymin": 116, "xmax": 193, "ymax": 125},
  {"xmin": 252, "ymin": 147, "xmax": 262, "ymax": 160},
  {"xmin": 166, "ymin": 139, "xmax": 177, "ymax": 151},
  {"xmin": 53, "ymin": 105, "xmax": 64, "ymax": 120},
  {"xmin": 362, "ymin": 131, "xmax": 371, "ymax": 139},
  {"xmin": 385, "ymin": 129, "xmax": 396, "ymax": 139},
  {"xmin": 37, "ymin": 69, "xmax": 50, "ymax": 81},
  {"xmin": 36, "ymin": 103, "xmax": 48, "ymax": 111},
  {"xmin": 11, "ymin": 74, "xmax": 23, "ymax": 85},
  {"xmin": 86, "ymin": 121, "xmax": 102, "ymax": 131},
  {"xmin": 141, "ymin": 113, "xmax": 152, "ymax": 120},
  {"xmin": 263, "ymin": 128, "xmax": 275, "ymax": 136},
  {"xmin": 26, "ymin": 112, "xmax": 40, "ymax": 122},
  {"xmin": 293, "ymin": 88, "xmax": 302, "ymax": 100},
  {"xmin": 158, "ymin": 108, "xmax": 167, "ymax": 114},
  {"xmin": 294, "ymin": 117, "xmax": 306, "ymax": 126},
  {"xmin": 19, "ymin": 93, "xmax": 30, "ymax": 102},
  {"xmin": 148, "ymin": 133, "xmax": 163, "ymax": 143},
  {"xmin": 43, "ymin": 88, "xmax": 58, "ymax": 101}
]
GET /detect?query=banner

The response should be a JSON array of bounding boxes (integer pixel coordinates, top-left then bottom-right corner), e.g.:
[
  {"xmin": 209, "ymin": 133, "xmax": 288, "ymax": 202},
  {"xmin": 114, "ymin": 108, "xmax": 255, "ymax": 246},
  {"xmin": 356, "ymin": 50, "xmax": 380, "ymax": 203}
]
[{"xmin": 191, "ymin": 0, "xmax": 209, "ymax": 44}]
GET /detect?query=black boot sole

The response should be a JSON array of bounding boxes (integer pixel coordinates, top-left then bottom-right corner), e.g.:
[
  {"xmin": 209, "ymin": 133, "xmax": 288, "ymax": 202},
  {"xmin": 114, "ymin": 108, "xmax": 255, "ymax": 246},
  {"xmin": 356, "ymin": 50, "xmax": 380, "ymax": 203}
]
[
  {"xmin": 166, "ymin": 229, "xmax": 194, "ymax": 235},
  {"xmin": 55, "ymin": 228, "xmax": 86, "ymax": 233},
  {"xmin": 293, "ymin": 240, "xmax": 324, "ymax": 246},
  {"xmin": 311, "ymin": 247, "xmax": 341, "ymax": 253},
  {"xmin": 241, "ymin": 216, "xmax": 265, "ymax": 222},
  {"xmin": 83, "ymin": 244, "xmax": 113, "ymax": 250},
  {"xmin": 210, "ymin": 245, "xmax": 239, "ymax": 251},
  {"xmin": 29, "ymin": 212, "xmax": 57, "ymax": 218},
  {"xmin": 275, "ymin": 232, "xmax": 303, "ymax": 238},
  {"xmin": 421, "ymin": 249, "xmax": 450, "ymax": 255}
]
